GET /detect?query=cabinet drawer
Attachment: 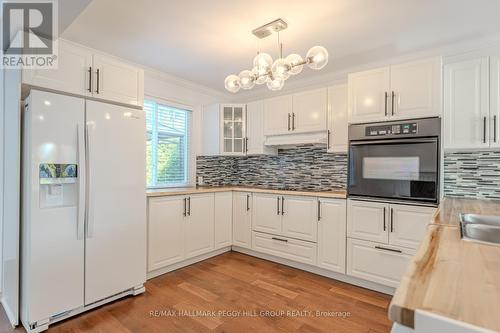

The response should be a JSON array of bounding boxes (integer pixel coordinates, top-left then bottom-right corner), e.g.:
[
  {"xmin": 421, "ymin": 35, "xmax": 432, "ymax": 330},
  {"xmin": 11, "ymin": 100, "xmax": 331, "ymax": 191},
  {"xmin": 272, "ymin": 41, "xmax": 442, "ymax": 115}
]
[
  {"xmin": 347, "ymin": 238, "xmax": 414, "ymax": 288},
  {"xmin": 252, "ymin": 232, "xmax": 317, "ymax": 266}
]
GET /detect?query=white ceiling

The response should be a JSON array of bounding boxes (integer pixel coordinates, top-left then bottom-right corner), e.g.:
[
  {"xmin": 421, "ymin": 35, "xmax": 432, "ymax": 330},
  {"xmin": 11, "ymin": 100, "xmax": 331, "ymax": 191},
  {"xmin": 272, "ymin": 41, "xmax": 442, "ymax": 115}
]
[{"xmin": 62, "ymin": 0, "xmax": 500, "ymax": 94}]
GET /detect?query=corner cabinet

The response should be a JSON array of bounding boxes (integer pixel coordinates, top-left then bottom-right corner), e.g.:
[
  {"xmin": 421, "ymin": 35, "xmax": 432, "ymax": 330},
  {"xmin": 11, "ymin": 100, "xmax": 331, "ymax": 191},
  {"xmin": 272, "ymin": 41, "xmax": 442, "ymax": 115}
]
[
  {"xmin": 22, "ymin": 39, "xmax": 144, "ymax": 107},
  {"xmin": 348, "ymin": 57, "xmax": 441, "ymax": 124}
]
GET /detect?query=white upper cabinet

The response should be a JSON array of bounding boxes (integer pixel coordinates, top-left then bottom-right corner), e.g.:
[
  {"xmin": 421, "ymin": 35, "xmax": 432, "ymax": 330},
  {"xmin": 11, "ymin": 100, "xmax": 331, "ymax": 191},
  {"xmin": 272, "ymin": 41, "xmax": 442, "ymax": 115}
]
[
  {"xmin": 263, "ymin": 95, "xmax": 293, "ymax": 135},
  {"xmin": 246, "ymin": 101, "xmax": 277, "ymax": 155},
  {"xmin": 92, "ymin": 54, "xmax": 144, "ymax": 107},
  {"xmin": 220, "ymin": 104, "xmax": 247, "ymax": 155},
  {"xmin": 390, "ymin": 58, "xmax": 441, "ymax": 120},
  {"xmin": 327, "ymin": 84, "xmax": 348, "ymax": 153},
  {"xmin": 444, "ymin": 57, "xmax": 490, "ymax": 149},
  {"xmin": 22, "ymin": 39, "xmax": 144, "ymax": 107},
  {"xmin": 348, "ymin": 57, "xmax": 442, "ymax": 124},
  {"xmin": 348, "ymin": 67, "xmax": 391, "ymax": 123},
  {"xmin": 23, "ymin": 40, "xmax": 93, "ymax": 97},
  {"xmin": 490, "ymin": 55, "xmax": 500, "ymax": 148},
  {"xmin": 292, "ymin": 88, "xmax": 328, "ymax": 133}
]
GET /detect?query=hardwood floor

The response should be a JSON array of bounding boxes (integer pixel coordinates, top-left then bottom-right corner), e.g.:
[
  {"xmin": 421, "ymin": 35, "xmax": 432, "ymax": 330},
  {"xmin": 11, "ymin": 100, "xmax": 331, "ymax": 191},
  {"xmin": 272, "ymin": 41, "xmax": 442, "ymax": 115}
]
[{"xmin": 0, "ymin": 252, "xmax": 393, "ymax": 332}]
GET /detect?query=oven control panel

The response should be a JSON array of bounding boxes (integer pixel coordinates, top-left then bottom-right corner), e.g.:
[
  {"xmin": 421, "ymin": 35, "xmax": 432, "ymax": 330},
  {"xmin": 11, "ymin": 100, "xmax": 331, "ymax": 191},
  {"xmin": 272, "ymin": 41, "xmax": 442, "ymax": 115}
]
[{"xmin": 365, "ymin": 122, "xmax": 418, "ymax": 136}]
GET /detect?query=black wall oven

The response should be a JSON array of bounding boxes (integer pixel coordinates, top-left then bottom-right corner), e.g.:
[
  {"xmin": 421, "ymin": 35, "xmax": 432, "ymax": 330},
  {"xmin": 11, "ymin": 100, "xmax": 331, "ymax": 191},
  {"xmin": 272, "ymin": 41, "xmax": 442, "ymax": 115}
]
[{"xmin": 348, "ymin": 117, "xmax": 441, "ymax": 204}]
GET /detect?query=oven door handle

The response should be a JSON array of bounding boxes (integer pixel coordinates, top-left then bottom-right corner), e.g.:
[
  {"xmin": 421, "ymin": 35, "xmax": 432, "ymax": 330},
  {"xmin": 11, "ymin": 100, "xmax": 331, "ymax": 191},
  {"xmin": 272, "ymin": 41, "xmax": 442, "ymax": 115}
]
[{"xmin": 349, "ymin": 138, "xmax": 438, "ymax": 146}]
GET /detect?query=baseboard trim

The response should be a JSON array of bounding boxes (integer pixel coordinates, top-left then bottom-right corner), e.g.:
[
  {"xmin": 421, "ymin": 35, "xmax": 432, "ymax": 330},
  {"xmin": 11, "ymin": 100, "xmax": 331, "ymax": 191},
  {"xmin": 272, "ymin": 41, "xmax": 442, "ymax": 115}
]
[
  {"xmin": 147, "ymin": 247, "xmax": 232, "ymax": 280},
  {"xmin": 232, "ymin": 246, "xmax": 396, "ymax": 295}
]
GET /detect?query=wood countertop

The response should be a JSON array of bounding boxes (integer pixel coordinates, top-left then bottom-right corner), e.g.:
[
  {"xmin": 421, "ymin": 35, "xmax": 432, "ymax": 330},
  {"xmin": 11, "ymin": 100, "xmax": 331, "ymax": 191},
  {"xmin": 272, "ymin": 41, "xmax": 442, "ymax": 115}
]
[
  {"xmin": 389, "ymin": 197, "xmax": 500, "ymax": 332},
  {"xmin": 147, "ymin": 186, "xmax": 347, "ymax": 199}
]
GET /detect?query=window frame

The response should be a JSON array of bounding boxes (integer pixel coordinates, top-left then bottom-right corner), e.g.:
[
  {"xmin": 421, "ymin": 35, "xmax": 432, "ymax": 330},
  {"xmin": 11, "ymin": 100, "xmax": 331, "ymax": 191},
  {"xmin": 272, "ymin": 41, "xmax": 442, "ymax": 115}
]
[{"xmin": 145, "ymin": 96, "xmax": 193, "ymax": 189}]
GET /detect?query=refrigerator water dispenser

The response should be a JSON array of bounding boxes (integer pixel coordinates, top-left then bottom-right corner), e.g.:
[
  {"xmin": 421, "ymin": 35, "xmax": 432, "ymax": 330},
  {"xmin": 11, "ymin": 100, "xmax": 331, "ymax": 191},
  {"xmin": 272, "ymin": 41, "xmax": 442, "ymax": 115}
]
[{"xmin": 39, "ymin": 163, "xmax": 78, "ymax": 208}]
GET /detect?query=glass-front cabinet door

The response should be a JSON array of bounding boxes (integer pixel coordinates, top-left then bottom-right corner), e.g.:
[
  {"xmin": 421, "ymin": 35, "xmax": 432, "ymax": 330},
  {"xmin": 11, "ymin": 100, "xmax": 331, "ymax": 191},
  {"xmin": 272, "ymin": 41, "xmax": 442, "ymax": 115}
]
[{"xmin": 220, "ymin": 104, "xmax": 247, "ymax": 155}]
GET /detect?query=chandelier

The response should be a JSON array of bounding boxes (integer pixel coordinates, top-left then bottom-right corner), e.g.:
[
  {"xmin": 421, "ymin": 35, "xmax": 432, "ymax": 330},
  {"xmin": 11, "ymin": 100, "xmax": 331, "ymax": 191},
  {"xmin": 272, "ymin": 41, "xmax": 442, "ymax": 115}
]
[{"xmin": 224, "ymin": 19, "xmax": 329, "ymax": 93}]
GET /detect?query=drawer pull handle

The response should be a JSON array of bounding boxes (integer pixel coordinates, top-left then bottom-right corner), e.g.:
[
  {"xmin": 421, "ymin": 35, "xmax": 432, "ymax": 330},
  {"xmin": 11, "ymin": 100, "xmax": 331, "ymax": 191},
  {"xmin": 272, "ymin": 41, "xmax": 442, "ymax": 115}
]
[
  {"xmin": 272, "ymin": 237, "xmax": 288, "ymax": 243},
  {"xmin": 375, "ymin": 246, "xmax": 402, "ymax": 253}
]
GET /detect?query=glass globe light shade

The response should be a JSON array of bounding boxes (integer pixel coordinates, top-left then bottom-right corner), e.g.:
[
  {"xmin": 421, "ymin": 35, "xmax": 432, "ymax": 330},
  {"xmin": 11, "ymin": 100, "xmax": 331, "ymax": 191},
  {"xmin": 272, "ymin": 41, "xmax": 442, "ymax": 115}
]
[
  {"xmin": 271, "ymin": 58, "xmax": 290, "ymax": 81},
  {"xmin": 253, "ymin": 52, "xmax": 273, "ymax": 69},
  {"xmin": 253, "ymin": 52, "xmax": 273, "ymax": 78},
  {"xmin": 266, "ymin": 77, "xmax": 284, "ymax": 91},
  {"xmin": 239, "ymin": 70, "xmax": 255, "ymax": 90},
  {"xmin": 224, "ymin": 74, "xmax": 241, "ymax": 93},
  {"xmin": 306, "ymin": 46, "xmax": 329, "ymax": 70},
  {"xmin": 252, "ymin": 66, "xmax": 267, "ymax": 85},
  {"xmin": 285, "ymin": 53, "xmax": 304, "ymax": 75}
]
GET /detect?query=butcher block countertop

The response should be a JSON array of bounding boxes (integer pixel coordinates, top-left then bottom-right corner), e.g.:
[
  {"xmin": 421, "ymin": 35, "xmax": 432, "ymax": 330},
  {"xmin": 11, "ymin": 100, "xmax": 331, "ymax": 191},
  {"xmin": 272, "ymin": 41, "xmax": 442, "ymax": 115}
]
[
  {"xmin": 389, "ymin": 197, "xmax": 500, "ymax": 332},
  {"xmin": 147, "ymin": 186, "xmax": 347, "ymax": 199}
]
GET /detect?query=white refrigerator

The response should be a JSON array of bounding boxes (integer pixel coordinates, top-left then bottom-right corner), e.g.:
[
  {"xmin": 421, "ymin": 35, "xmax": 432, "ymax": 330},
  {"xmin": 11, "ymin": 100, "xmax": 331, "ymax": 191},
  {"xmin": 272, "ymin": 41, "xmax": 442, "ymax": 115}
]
[{"xmin": 21, "ymin": 90, "xmax": 146, "ymax": 332}]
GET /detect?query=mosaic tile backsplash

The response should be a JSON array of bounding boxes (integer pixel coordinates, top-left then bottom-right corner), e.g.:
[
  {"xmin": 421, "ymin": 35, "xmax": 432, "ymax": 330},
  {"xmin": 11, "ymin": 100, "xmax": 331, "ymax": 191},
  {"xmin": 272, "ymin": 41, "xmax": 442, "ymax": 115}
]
[
  {"xmin": 196, "ymin": 146, "xmax": 347, "ymax": 191},
  {"xmin": 444, "ymin": 151, "xmax": 500, "ymax": 200}
]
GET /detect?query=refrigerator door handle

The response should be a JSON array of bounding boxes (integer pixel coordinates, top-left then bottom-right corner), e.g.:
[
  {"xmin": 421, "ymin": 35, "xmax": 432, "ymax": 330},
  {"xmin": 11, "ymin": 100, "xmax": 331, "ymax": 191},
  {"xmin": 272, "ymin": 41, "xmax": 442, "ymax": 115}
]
[
  {"xmin": 85, "ymin": 122, "xmax": 95, "ymax": 238},
  {"xmin": 77, "ymin": 124, "xmax": 85, "ymax": 240}
]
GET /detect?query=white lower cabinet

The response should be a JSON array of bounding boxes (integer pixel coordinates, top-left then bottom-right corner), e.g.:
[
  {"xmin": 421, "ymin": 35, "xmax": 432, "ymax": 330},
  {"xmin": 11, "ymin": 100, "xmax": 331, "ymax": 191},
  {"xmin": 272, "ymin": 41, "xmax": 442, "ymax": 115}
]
[
  {"xmin": 252, "ymin": 193, "xmax": 319, "ymax": 242},
  {"xmin": 252, "ymin": 232, "xmax": 317, "ymax": 266},
  {"xmin": 347, "ymin": 238, "xmax": 415, "ymax": 288},
  {"xmin": 252, "ymin": 193, "xmax": 282, "ymax": 234},
  {"xmin": 346, "ymin": 199, "xmax": 435, "ymax": 287},
  {"xmin": 347, "ymin": 200, "xmax": 389, "ymax": 243},
  {"xmin": 317, "ymin": 198, "xmax": 347, "ymax": 274},
  {"xmin": 184, "ymin": 194, "xmax": 215, "ymax": 258},
  {"xmin": 389, "ymin": 204, "xmax": 436, "ymax": 249},
  {"xmin": 281, "ymin": 195, "xmax": 318, "ymax": 242},
  {"xmin": 214, "ymin": 192, "xmax": 233, "ymax": 249},
  {"xmin": 147, "ymin": 194, "xmax": 215, "ymax": 272},
  {"xmin": 148, "ymin": 196, "xmax": 186, "ymax": 271},
  {"xmin": 233, "ymin": 192, "xmax": 252, "ymax": 249}
]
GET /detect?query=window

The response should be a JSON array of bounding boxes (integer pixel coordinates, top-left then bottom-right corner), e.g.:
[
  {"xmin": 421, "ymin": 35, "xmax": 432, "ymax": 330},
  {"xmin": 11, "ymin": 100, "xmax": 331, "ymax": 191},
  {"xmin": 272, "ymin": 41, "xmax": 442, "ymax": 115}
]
[{"xmin": 144, "ymin": 99, "xmax": 191, "ymax": 188}]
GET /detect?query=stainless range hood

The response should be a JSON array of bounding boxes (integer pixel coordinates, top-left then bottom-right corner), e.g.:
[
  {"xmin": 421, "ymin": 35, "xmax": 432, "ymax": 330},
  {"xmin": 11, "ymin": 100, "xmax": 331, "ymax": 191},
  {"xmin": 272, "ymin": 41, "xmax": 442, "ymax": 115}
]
[{"xmin": 264, "ymin": 131, "xmax": 328, "ymax": 148}]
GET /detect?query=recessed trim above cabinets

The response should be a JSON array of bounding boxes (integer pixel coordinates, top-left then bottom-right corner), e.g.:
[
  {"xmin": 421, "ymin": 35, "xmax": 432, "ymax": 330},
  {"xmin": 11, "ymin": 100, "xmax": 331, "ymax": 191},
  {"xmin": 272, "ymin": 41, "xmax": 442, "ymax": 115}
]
[{"xmin": 348, "ymin": 57, "xmax": 442, "ymax": 124}]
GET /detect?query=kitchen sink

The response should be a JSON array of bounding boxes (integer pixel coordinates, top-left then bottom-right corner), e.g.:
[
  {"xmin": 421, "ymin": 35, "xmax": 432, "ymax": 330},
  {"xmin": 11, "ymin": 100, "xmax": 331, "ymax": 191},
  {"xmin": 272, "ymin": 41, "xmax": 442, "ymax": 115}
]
[{"xmin": 460, "ymin": 214, "xmax": 500, "ymax": 245}]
